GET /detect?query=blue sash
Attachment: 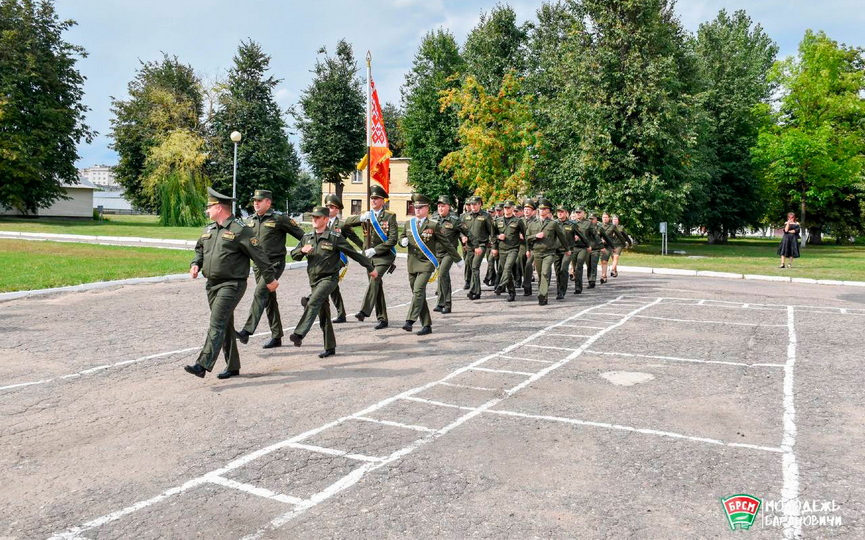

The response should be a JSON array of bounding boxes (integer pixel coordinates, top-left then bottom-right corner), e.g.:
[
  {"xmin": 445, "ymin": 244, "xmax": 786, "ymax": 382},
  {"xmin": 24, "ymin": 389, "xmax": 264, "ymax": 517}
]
[
  {"xmin": 370, "ymin": 211, "xmax": 396, "ymax": 256},
  {"xmin": 410, "ymin": 218, "xmax": 439, "ymax": 268}
]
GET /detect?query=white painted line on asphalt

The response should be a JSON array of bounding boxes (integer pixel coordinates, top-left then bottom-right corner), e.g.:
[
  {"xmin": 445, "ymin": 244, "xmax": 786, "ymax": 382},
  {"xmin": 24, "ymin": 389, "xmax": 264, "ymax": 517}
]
[
  {"xmin": 585, "ymin": 350, "xmax": 785, "ymax": 368},
  {"xmin": 402, "ymin": 396, "xmax": 475, "ymax": 411},
  {"xmin": 781, "ymin": 306, "xmax": 801, "ymax": 539},
  {"xmin": 437, "ymin": 382, "xmax": 499, "ymax": 392},
  {"xmin": 497, "ymin": 355, "xmax": 555, "ymax": 364},
  {"xmin": 543, "ymin": 333, "xmax": 593, "ymax": 338},
  {"xmin": 623, "ymin": 295, "xmax": 865, "ymax": 315},
  {"xmin": 485, "ymin": 409, "xmax": 784, "ymax": 454},
  {"xmin": 470, "ymin": 367, "xmax": 536, "ymax": 377},
  {"xmin": 632, "ymin": 315, "xmax": 786, "ymax": 327},
  {"xmin": 285, "ymin": 443, "xmax": 385, "ymax": 463},
  {"xmin": 350, "ymin": 416, "xmax": 437, "ymax": 433},
  {"xmin": 522, "ymin": 344, "xmax": 578, "ymax": 351},
  {"xmin": 207, "ymin": 476, "xmax": 303, "ymax": 505}
]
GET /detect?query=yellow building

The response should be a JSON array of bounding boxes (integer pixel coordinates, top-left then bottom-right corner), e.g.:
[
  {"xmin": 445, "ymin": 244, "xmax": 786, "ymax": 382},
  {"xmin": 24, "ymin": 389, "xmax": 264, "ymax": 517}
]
[{"xmin": 321, "ymin": 157, "xmax": 413, "ymax": 222}]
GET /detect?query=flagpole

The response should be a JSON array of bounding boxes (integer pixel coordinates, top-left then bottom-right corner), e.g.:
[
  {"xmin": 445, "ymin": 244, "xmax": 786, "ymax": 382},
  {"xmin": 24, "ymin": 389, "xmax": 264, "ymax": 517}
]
[{"xmin": 366, "ymin": 51, "xmax": 372, "ymax": 213}]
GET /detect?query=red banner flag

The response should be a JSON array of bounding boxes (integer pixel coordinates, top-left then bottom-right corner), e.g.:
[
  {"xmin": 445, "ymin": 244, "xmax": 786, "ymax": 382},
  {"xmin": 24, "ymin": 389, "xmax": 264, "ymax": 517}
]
[{"xmin": 362, "ymin": 76, "xmax": 392, "ymax": 192}]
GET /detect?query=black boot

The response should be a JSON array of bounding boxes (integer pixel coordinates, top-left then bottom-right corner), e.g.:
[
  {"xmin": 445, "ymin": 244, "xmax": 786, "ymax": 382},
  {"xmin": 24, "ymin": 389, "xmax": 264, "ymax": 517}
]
[
  {"xmin": 402, "ymin": 320, "xmax": 414, "ymax": 332},
  {"xmin": 235, "ymin": 329, "xmax": 250, "ymax": 345},
  {"xmin": 263, "ymin": 338, "xmax": 282, "ymax": 349},
  {"xmin": 184, "ymin": 364, "xmax": 206, "ymax": 378},
  {"xmin": 318, "ymin": 349, "xmax": 336, "ymax": 358},
  {"xmin": 288, "ymin": 333, "xmax": 303, "ymax": 347}
]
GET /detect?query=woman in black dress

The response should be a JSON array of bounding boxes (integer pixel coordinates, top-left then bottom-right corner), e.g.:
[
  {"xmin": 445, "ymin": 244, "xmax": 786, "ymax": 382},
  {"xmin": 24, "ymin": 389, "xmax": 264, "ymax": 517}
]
[{"xmin": 778, "ymin": 212, "xmax": 800, "ymax": 268}]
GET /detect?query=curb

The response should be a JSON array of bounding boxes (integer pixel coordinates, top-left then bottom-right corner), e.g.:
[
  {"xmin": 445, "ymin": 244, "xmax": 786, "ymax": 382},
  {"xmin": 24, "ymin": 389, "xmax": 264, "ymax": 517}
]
[
  {"xmin": 0, "ymin": 231, "xmax": 197, "ymax": 248},
  {"xmin": 618, "ymin": 265, "xmax": 865, "ymax": 287}
]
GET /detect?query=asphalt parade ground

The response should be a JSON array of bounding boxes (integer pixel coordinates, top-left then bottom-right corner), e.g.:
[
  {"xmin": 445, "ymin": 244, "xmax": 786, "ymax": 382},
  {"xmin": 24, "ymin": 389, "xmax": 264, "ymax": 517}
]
[{"xmin": 2, "ymin": 264, "xmax": 864, "ymax": 539}]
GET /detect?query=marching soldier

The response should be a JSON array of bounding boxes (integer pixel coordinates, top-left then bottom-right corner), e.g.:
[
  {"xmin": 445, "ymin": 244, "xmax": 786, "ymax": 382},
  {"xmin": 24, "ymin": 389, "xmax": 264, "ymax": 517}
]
[
  {"xmin": 185, "ymin": 188, "xmax": 278, "ymax": 379},
  {"xmin": 484, "ymin": 203, "xmax": 504, "ymax": 287},
  {"xmin": 432, "ymin": 195, "xmax": 463, "ymax": 314},
  {"xmin": 571, "ymin": 207, "xmax": 592, "ymax": 294},
  {"xmin": 342, "ymin": 184, "xmax": 398, "ymax": 329},
  {"xmin": 460, "ymin": 195, "xmax": 494, "ymax": 300},
  {"xmin": 513, "ymin": 205, "xmax": 525, "ymax": 286},
  {"xmin": 554, "ymin": 205, "xmax": 576, "ymax": 300},
  {"xmin": 525, "ymin": 198, "xmax": 570, "ymax": 305},
  {"xmin": 236, "ymin": 189, "xmax": 304, "ymax": 349},
  {"xmin": 288, "ymin": 207, "xmax": 377, "ymax": 358},
  {"xmin": 599, "ymin": 212, "xmax": 619, "ymax": 284},
  {"xmin": 520, "ymin": 199, "xmax": 538, "ymax": 296},
  {"xmin": 324, "ymin": 194, "xmax": 363, "ymax": 323},
  {"xmin": 587, "ymin": 212, "xmax": 614, "ymax": 287},
  {"xmin": 610, "ymin": 214, "xmax": 633, "ymax": 278},
  {"xmin": 398, "ymin": 194, "xmax": 463, "ymax": 335},
  {"xmin": 492, "ymin": 200, "xmax": 525, "ymax": 302}
]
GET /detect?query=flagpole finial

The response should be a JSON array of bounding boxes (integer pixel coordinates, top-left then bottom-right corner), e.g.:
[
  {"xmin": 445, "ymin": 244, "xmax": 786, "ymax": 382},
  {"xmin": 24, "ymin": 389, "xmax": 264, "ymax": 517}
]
[{"xmin": 366, "ymin": 50, "xmax": 371, "ymax": 65}]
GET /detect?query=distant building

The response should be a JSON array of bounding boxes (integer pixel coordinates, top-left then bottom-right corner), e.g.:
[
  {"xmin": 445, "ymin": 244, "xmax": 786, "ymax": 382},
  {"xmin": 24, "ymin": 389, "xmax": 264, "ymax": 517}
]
[
  {"xmin": 0, "ymin": 178, "xmax": 97, "ymax": 218},
  {"xmin": 79, "ymin": 165, "xmax": 118, "ymax": 189},
  {"xmin": 93, "ymin": 190, "xmax": 137, "ymax": 214},
  {"xmin": 323, "ymin": 157, "xmax": 413, "ymax": 221}
]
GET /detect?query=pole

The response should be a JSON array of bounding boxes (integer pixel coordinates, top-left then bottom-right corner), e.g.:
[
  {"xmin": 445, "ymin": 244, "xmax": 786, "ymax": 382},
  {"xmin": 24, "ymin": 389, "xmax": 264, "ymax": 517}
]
[
  {"xmin": 366, "ymin": 50, "xmax": 372, "ymax": 213},
  {"xmin": 232, "ymin": 141, "xmax": 238, "ymax": 216}
]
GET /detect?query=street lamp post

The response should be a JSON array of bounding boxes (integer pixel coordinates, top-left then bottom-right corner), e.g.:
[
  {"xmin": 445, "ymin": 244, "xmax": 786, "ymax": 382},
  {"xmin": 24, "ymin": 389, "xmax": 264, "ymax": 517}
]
[{"xmin": 230, "ymin": 131, "xmax": 242, "ymax": 216}]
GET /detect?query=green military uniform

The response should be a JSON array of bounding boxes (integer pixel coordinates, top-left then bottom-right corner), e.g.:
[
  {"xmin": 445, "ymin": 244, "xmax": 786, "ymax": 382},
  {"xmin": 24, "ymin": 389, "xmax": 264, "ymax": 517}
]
[
  {"xmin": 342, "ymin": 184, "xmax": 398, "ymax": 327},
  {"xmin": 239, "ymin": 189, "xmax": 305, "ymax": 345},
  {"xmin": 432, "ymin": 195, "xmax": 462, "ymax": 313},
  {"xmin": 571, "ymin": 210, "xmax": 593, "ymax": 293},
  {"xmin": 186, "ymin": 188, "xmax": 275, "ymax": 378},
  {"xmin": 520, "ymin": 199, "xmax": 538, "ymax": 296},
  {"xmin": 400, "ymin": 194, "xmax": 462, "ymax": 334},
  {"xmin": 324, "ymin": 194, "xmax": 363, "ymax": 322},
  {"xmin": 492, "ymin": 201, "xmax": 526, "ymax": 301},
  {"xmin": 289, "ymin": 207, "xmax": 375, "ymax": 355},
  {"xmin": 600, "ymin": 220, "xmax": 619, "ymax": 263},
  {"xmin": 526, "ymin": 199, "xmax": 570, "ymax": 305},
  {"xmin": 554, "ymin": 207, "xmax": 576, "ymax": 299},
  {"xmin": 484, "ymin": 204, "xmax": 504, "ymax": 287},
  {"xmin": 587, "ymin": 214, "xmax": 613, "ymax": 286},
  {"xmin": 460, "ymin": 196, "xmax": 495, "ymax": 299}
]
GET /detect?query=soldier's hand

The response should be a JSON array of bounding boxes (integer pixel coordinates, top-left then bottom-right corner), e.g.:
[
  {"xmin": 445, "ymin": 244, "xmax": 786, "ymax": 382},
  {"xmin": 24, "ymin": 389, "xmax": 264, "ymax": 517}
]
[
  {"xmin": 535, "ymin": 232, "xmax": 545, "ymax": 239},
  {"xmin": 525, "ymin": 251, "xmax": 532, "ymax": 259},
  {"xmin": 266, "ymin": 280, "xmax": 279, "ymax": 292},
  {"xmin": 587, "ymin": 247, "xmax": 592, "ymax": 253},
  {"xmin": 566, "ymin": 251, "xmax": 571, "ymax": 257},
  {"xmin": 301, "ymin": 245, "xmax": 314, "ymax": 254},
  {"xmin": 399, "ymin": 237, "xmax": 409, "ymax": 247},
  {"xmin": 498, "ymin": 233, "xmax": 505, "ymax": 240},
  {"xmin": 474, "ymin": 247, "xmax": 482, "ymax": 256},
  {"xmin": 369, "ymin": 269, "xmax": 379, "ymax": 279},
  {"xmin": 359, "ymin": 211, "xmax": 371, "ymax": 222},
  {"xmin": 492, "ymin": 249, "xmax": 498, "ymax": 257},
  {"xmin": 190, "ymin": 265, "xmax": 199, "ymax": 279},
  {"xmin": 364, "ymin": 248, "xmax": 376, "ymax": 258}
]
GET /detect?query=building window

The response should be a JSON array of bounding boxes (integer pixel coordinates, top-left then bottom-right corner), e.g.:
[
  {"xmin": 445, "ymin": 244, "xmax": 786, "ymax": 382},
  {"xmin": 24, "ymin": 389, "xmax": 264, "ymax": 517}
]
[
  {"xmin": 351, "ymin": 200, "xmax": 362, "ymax": 215},
  {"xmin": 406, "ymin": 201, "xmax": 415, "ymax": 216},
  {"xmin": 351, "ymin": 170, "xmax": 363, "ymax": 184}
]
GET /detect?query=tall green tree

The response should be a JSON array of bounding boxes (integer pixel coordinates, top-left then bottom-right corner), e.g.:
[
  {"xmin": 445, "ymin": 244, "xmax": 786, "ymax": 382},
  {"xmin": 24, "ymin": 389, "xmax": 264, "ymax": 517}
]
[
  {"xmin": 208, "ymin": 40, "xmax": 299, "ymax": 213},
  {"xmin": 0, "ymin": 0, "xmax": 92, "ymax": 214},
  {"xmin": 539, "ymin": 0, "xmax": 710, "ymax": 239},
  {"xmin": 294, "ymin": 39, "xmax": 364, "ymax": 202},
  {"xmin": 286, "ymin": 170, "xmax": 322, "ymax": 214},
  {"xmin": 110, "ymin": 54, "xmax": 202, "ymax": 212},
  {"xmin": 441, "ymin": 74, "xmax": 540, "ymax": 202},
  {"xmin": 401, "ymin": 29, "xmax": 466, "ymax": 204},
  {"xmin": 690, "ymin": 10, "xmax": 777, "ymax": 243},
  {"xmin": 463, "ymin": 4, "xmax": 530, "ymax": 93},
  {"xmin": 754, "ymin": 30, "xmax": 865, "ymax": 246},
  {"xmin": 144, "ymin": 129, "xmax": 208, "ymax": 226},
  {"xmin": 381, "ymin": 101, "xmax": 405, "ymax": 158}
]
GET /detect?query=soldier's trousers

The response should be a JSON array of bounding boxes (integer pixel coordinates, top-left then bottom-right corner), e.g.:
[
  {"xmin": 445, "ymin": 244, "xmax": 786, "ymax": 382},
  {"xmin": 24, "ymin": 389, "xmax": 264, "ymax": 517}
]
[
  {"xmin": 589, "ymin": 249, "xmax": 601, "ymax": 283},
  {"xmin": 407, "ymin": 270, "xmax": 434, "ymax": 327},
  {"xmin": 554, "ymin": 251, "xmax": 569, "ymax": 297},
  {"xmin": 435, "ymin": 254, "xmax": 456, "ymax": 308},
  {"xmin": 294, "ymin": 274, "xmax": 338, "ymax": 350},
  {"xmin": 570, "ymin": 248, "xmax": 589, "ymax": 292},
  {"xmin": 196, "ymin": 279, "xmax": 247, "ymax": 372},
  {"xmin": 484, "ymin": 251, "xmax": 499, "ymax": 284},
  {"xmin": 522, "ymin": 252, "xmax": 535, "ymax": 293},
  {"xmin": 533, "ymin": 252, "xmax": 555, "ymax": 299},
  {"xmin": 514, "ymin": 247, "xmax": 525, "ymax": 286},
  {"xmin": 330, "ymin": 285, "xmax": 346, "ymax": 318},
  {"xmin": 470, "ymin": 246, "xmax": 487, "ymax": 296},
  {"xmin": 463, "ymin": 248, "xmax": 472, "ymax": 285},
  {"xmin": 497, "ymin": 249, "xmax": 520, "ymax": 293},
  {"xmin": 242, "ymin": 261, "xmax": 285, "ymax": 338},
  {"xmin": 360, "ymin": 261, "xmax": 392, "ymax": 322}
]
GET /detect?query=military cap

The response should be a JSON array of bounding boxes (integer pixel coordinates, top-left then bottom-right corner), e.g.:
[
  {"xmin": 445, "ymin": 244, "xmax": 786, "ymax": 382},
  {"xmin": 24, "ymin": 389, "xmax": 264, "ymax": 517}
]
[
  {"xmin": 522, "ymin": 198, "xmax": 537, "ymax": 210},
  {"xmin": 468, "ymin": 195, "xmax": 483, "ymax": 204},
  {"xmin": 369, "ymin": 184, "xmax": 388, "ymax": 199},
  {"xmin": 537, "ymin": 198, "xmax": 553, "ymax": 210},
  {"xmin": 251, "ymin": 189, "xmax": 272, "ymax": 201},
  {"xmin": 411, "ymin": 193, "xmax": 432, "ymax": 206},
  {"xmin": 437, "ymin": 195, "xmax": 452, "ymax": 206},
  {"xmin": 503, "ymin": 200, "xmax": 516, "ymax": 208},
  {"xmin": 574, "ymin": 206, "xmax": 587, "ymax": 213},
  {"xmin": 207, "ymin": 186, "xmax": 235, "ymax": 205},
  {"xmin": 556, "ymin": 204, "xmax": 569, "ymax": 213},
  {"xmin": 495, "ymin": 203, "xmax": 504, "ymax": 211},
  {"xmin": 588, "ymin": 212, "xmax": 598, "ymax": 219},
  {"xmin": 310, "ymin": 206, "xmax": 329, "ymax": 217},
  {"xmin": 324, "ymin": 193, "xmax": 344, "ymax": 210}
]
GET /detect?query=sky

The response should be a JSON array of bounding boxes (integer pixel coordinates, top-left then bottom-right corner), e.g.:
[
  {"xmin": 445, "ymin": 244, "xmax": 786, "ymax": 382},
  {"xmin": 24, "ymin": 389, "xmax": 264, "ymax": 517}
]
[{"xmin": 55, "ymin": 0, "xmax": 864, "ymax": 168}]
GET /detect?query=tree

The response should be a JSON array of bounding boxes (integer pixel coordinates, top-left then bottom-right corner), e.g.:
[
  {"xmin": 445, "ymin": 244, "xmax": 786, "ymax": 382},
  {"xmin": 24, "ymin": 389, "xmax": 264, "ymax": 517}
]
[
  {"xmin": 110, "ymin": 54, "xmax": 202, "ymax": 212},
  {"xmin": 538, "ymin": 0, "xmax": 711, "ymax": 239},
  {"xmin": 0, "ymin": 0, "xmax": 92, "ymax": 214},
  {"xmin": 401, "ymin": 29, "xmax": 467, "ymax": 204},
  {"xmin": 690, "ymin": 10, "xmax": 778, "ymax": 243},
  {"xmin": 462, "ymin": 4, "xmax": 530, "ymax": 93},
  {"xmin": 440, "ymin": 73, "xmax": 541, "ymax": 202},
  {"xmin": 381, "ymin": 101, "xmax": 405, "ymax": 157},
  {"xmin": 207, "ymin": 40, "xmax": 299, "ymax": 213},
  {"xmin": 294, "ymin": 40, "xmax": 364, "ymax": 202},
  {"xmin": 753, "ymin": 30, "xmax": 865, "ymax": 246},
  {"xmin": 286, "ymin": 170, "xmax": 321, "ymax": 214},
  {"xmin": 144, "ymin": 129, "xmax": 208, "ymax": 226}
]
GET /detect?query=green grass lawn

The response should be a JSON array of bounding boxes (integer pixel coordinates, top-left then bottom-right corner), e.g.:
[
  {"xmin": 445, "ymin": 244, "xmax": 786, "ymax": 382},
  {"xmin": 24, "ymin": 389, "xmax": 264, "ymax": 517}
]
[
  {"xmin": 0, "ymin": 239, "xmax": 195, "ymax": 292},
  {"xmin": 622, "ymin": 236, "xmax": 865, "ymax": 282}
]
